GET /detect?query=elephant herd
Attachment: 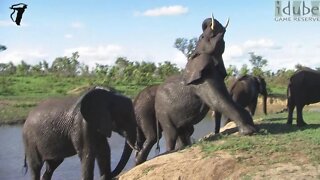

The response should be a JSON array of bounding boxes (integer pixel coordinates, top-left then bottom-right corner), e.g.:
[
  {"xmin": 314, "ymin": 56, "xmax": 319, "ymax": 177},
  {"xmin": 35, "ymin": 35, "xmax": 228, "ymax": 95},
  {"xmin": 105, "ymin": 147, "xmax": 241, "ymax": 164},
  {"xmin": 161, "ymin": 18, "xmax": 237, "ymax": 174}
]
[{"xmin": 21, "ymin": 15, "xmax": 320, "ymax": 180}]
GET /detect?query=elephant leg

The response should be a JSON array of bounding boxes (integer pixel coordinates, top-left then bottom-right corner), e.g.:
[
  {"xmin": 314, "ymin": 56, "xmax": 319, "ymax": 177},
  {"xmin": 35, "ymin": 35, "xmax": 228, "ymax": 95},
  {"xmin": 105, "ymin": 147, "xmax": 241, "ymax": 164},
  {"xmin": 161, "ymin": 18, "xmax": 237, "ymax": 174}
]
[
  {"xmin": 27, "ymin": 149, "xmax": 43, "ymax": 180},
  {"xmin": 214, "ymin": 111, "xmax": 222, "ymax": 134},
  {"xmin": 175, "ymin": 136, "xmax": 188, "ymax": 150},
  {"xmin": 41, "ymin": 159, "xmax": 63, "ymax": 180},
  {"xmin": 175, "ymin": 126, "xmax": 194, "ymax": 150},
  {"xmin": 77, "ymin": 127, "xmax": 99, "ymax": 180},
  {"xmin": 30, "ymin": 163, "xmax": 42, "ymax": 180},
  {"xmin": 96, "ymin": 137, "xmax": 111, "ymax": 180},
  {"xmin": 287, "ymin": 100, "xmax": 295, "ymax": 125},
  {"xmin": 248, "ymin": 100, "xmax": 257, "ymax": 116},
  {"xmin": 80, "ymin": 153, "xmax": 95, "ymax": 180},
  {"xmin": 135, "ymin": 131, "xmax": 158, "ymax": 165},
  {"xmin": 136, "ymin": 127, "xmax": 146, "ymax": 153},
  {"xmin": 296, "ymin": 105, "xmax": 307, "ymax": 127},
  {"xmin": 158, "ymin": 116, "xmax": 178, "ymax": 151},
  {"xmin": 163, "ymin": 126, "xmax": 178, "ymax": 152}
]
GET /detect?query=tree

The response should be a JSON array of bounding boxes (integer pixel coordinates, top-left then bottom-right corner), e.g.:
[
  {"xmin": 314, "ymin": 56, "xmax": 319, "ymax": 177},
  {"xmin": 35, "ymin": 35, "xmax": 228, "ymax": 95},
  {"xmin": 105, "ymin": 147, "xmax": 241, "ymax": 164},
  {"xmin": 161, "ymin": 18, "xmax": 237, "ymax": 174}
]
[
  {"xmin": 174, "ymin": 37, "xmax": 197, "ymax": 59},
  {"xmin": 156, "ymin": 61, "xmax": 180, "ymax": 80},
  {"xmin": 226, "ymin": 65, "xmax": 238, "ymax": 77},
  {"xmin": 0, "ymin": 62, "xmax": 16, "ymax": 75},
  {"xmin": 79, "ymin": 63, "xmax": 90, "ymax": 76},
  {"xmin": 94, "ymin": 64, "xmax": 109, "ymax": 77},
  {"xmin": 132, "ymin": 61, "xmax": 157, "ymax": 85},
  {"xmin": 295, "ymin": 63, "xmax": 304, "ymax": 70},
  {"xmin": 239, "ymin": 64, "xmax": 249, "ymax": 76},
  {"xmin": 248, "ymin": 52, "xmax": 267, "ymax": 76},
  {"xmin": 51, "ymin": 52, "xmax": 80, "ymax": 76},
  {"xmin": 16, "ymin": 60, "xmax": 31, "ymax": 75},
  {"xmin": 30, "ymin": 61, "xmax": 43, "ymax": 75},
  {"xmin": 41, "ymin": 60, "xmax": 49, "ymax": 74}
]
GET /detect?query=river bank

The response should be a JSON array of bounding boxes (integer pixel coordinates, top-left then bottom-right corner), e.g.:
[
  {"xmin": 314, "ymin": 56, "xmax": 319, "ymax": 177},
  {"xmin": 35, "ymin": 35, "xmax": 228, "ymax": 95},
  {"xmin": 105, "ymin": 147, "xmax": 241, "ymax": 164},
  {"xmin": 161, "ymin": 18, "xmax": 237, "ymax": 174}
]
[{"xmin": 119, "ymin": 112, "xmax": 320, "ymax": 179}]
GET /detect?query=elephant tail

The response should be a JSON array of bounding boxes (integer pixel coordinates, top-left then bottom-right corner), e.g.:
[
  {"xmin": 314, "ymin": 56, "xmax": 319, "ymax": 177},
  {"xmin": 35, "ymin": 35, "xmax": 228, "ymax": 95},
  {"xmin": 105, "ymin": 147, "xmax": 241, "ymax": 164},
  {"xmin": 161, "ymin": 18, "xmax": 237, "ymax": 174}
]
[
  {"xmin": 287, "ymin": 82, "xmax": 291, "ymax": 99},
  {"xmin": 23, "ymin": 154, "xmax": 28, "ymax": 175}
]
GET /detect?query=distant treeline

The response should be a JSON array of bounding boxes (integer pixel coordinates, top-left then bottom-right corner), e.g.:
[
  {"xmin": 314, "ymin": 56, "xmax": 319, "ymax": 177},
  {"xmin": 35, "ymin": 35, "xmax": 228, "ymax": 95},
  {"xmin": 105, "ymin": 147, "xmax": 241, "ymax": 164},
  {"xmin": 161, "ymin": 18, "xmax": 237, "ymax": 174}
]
[
  {"xmin": 0, "ymin": 52, "xmax": 180, "ymax": 86},
  {"xmin": 1, "ymin": 49, "xmax": 319, "ymax": 96}
]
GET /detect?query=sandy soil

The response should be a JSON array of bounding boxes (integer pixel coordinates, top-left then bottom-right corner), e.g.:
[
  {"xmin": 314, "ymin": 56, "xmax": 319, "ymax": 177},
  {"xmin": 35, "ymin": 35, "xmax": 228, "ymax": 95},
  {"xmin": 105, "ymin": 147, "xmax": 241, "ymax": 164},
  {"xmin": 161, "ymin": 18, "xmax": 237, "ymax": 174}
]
[{"xmin": 119, "ymin": 122, "xmax": 320, "ymax": 180}]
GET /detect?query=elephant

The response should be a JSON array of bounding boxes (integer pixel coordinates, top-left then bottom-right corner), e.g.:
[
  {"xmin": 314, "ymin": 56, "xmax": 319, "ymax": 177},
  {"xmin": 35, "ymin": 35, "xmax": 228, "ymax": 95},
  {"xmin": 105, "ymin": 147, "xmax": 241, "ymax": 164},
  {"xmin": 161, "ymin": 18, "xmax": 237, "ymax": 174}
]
[
  {"xmin": 191, "ymin": 14, "xmax": 229, "ymax": 79},
  {"xmin": 22, "ymin": 87, "xmax": 138, "ymax": 180},
  {"xmin": 218, "ymin": 75, "xmax": 268, "ymax": 127},
  {"xmin": 155, "ymin": 16, "xmax": 257, "ymax": 152},
  {"xmin": 287, "ymin": 67, "xmax": 320, "ymax": 126},
  {"xmin": 230, "ymin": 75, "xmax": 268, "ymax": 116},
  {"xmin": 134, "ymin": 85, "xmax": 193, "ymax": 165}
]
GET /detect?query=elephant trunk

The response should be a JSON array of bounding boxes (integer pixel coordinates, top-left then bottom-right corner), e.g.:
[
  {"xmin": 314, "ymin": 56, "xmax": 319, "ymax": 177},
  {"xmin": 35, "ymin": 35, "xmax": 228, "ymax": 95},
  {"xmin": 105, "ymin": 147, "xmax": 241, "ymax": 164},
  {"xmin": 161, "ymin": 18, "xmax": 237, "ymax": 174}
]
[
  {"xmin": 111, "ymin": 140, "xmax": 133, "ymax": 178},
  {"xmin": 111, "ymin": 122, "xmax": 137, "ymax": 178},
  {"xmin": 198, "ymin": 77, "xmax": 257, "ymax": 135}
]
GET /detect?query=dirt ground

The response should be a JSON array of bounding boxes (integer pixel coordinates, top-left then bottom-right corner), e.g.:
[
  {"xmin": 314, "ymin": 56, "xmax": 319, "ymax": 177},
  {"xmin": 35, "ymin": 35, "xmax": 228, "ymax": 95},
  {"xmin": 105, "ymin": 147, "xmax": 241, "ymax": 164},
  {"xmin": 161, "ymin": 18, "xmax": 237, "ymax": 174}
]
[
  {"xmin": 118, "ymin": 99, "xmax": 320, "ymax": 180},
  {"xmin": 119, "ymin": 122, "xmax": 320, "ymax": 180}
]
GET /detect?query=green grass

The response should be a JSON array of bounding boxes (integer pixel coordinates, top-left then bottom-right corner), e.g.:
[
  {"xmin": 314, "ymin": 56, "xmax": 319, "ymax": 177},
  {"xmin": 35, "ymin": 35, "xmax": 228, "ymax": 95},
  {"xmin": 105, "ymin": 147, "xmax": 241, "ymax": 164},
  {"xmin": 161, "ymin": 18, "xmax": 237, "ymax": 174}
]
[
  {"xmin": 0, "ymin": 76, "xmax": 95, "ymax": 98},
  {"xmin": 269, "ymin": 85, "xmax": 287, "ymax": 99},
  {"xmin": 199, "ymin": 111, "xmax": 320, "ymax": 165},
  {"xmin": 0, "ymin": 76, "xmax": 153, "ymax": 124}
]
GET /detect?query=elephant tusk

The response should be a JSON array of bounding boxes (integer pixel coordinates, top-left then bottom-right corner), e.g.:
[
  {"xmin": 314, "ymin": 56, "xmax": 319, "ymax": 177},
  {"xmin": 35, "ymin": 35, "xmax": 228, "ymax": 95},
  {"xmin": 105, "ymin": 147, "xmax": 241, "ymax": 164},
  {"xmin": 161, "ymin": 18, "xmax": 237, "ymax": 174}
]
[
  {"xmin": 211, "ymin": 13, "xmax": 215, "ymax": 30},
  {"xmin": 127, "ymin": 140, "xmax": 140, "ymax": 151},
  {"xmin": 224, "ymin": 18, "xmax": 230, "ymax": 29}
]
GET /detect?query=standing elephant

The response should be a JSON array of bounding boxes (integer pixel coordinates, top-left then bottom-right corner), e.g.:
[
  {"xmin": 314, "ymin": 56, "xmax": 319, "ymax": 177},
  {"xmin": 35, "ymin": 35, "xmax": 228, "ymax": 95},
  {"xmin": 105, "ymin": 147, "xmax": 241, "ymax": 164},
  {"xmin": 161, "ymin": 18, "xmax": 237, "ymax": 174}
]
[
  {"xmin": 218, "ymin": 75, "xmax": 268, "ymax": 128},
  {"xmin": 155, "ymin": 16, "xmax": 257, "ymax": 152},
  {"xmin": 22, "ymin": 87, "xmax": 137, "ymax": 180},
  {"xmin": 287, "ymin": 68, "xmax": 320, "ymax": 126},
  {"xmin": 230, "ymin": 75, "xmax": 268, "ymax": 115},
  {"xmin": 134, "ymin": 85, "xmax": 193, "ymax": 165}
]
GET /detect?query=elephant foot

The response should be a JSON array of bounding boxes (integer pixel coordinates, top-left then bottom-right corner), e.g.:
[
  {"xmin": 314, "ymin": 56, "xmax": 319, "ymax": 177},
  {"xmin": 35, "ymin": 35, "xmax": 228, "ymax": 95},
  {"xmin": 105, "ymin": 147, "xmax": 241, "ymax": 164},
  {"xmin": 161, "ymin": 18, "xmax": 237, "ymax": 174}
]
[
  {"xmin": 286, "ymin": 121, "xmax": 293, "ymax": 125},
  {"xmin": 135, "ymin": 155, "xmax": 143, "ymax": 166},
  {"xmin": 238, "ymin": 125, "xmax": 257, "ymax": 135},
  {"xmin": 135, "ymin": 151, "xmax": 148, "ymax": 166},
  {"xmin": 297, "ymin": 121, "xmax": 308, "ymax": 127}
]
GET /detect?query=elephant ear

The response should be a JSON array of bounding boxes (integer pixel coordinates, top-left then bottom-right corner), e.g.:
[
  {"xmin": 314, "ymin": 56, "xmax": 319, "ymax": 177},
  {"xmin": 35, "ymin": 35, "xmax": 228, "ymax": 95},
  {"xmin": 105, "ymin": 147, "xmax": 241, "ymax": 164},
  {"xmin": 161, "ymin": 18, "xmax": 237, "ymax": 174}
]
[
  {"xmin": 80, "ymin": 89, "xmax": 113, "ymax": 137},
  {"xmin": 183, "ymin": 54, "xmax": 215, "ymax": 85}
]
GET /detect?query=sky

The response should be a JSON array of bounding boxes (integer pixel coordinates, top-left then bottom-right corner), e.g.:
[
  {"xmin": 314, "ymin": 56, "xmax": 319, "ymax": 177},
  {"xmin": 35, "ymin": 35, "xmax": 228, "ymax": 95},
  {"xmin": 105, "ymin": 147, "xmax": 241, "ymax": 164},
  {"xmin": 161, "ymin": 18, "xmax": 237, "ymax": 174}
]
[{"xmin": 0, "ymin": 0, "xmax": 320, "ymax": 71}]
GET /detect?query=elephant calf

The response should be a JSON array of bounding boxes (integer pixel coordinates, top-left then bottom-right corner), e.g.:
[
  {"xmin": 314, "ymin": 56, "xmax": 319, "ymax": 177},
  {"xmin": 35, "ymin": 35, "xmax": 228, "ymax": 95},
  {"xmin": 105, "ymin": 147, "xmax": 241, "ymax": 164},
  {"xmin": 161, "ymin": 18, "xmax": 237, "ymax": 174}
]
[
  {"xmin": 287, "ymin": 68, "xmax": 320, "ymax": 126},
  {"xmin": 22, "ymin": 87, "xmax": 137, "ymax": 180}
]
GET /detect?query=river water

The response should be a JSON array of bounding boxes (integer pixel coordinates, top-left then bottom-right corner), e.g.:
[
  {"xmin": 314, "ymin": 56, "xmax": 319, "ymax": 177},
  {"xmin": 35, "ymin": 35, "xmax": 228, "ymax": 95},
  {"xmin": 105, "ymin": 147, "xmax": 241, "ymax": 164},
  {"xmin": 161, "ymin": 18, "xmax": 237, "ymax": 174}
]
[{"xmin": 0, "ymin": 118, "xmax": 215, "ymax": 180}]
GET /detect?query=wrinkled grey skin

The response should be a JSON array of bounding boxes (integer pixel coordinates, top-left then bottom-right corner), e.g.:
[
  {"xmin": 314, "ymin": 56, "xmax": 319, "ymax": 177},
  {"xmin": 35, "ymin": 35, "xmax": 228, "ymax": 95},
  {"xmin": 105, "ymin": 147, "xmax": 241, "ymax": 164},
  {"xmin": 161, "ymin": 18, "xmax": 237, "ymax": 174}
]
[
  {"xmin": 219, "ymin": 75, "xmax": 268, "ymax": 128},
  {"xmin": 155, "ymin": 18, "xmax": 257, "ymax": 152},
  {"xmin": 22, "ymin": 87, "xmax": 137, "ymax": 180},
  {"xmin": 287, "ymin": 68, "xmax": 320, "ymax": 126},
  {"xmin": 134, "ymin": 85, "xmax": 193, "ymax": 165}
]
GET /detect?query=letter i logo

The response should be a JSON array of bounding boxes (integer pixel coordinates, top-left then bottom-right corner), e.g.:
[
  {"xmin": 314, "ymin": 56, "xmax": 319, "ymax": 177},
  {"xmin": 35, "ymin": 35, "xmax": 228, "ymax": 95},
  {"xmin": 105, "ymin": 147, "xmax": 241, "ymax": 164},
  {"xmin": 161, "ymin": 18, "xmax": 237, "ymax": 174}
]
[{"xmin": 275, "ymin": 1, "xmax": 282, "ymax": 17}]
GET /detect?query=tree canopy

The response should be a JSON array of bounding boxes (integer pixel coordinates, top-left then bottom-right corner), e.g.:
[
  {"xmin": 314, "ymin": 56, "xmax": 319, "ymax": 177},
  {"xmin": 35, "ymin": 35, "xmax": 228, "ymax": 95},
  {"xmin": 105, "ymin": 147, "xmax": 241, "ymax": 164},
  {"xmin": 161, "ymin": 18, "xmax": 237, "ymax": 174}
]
[{"xmin": 174, "ymin": 37, "xmax": 197, "ymax": 59}]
